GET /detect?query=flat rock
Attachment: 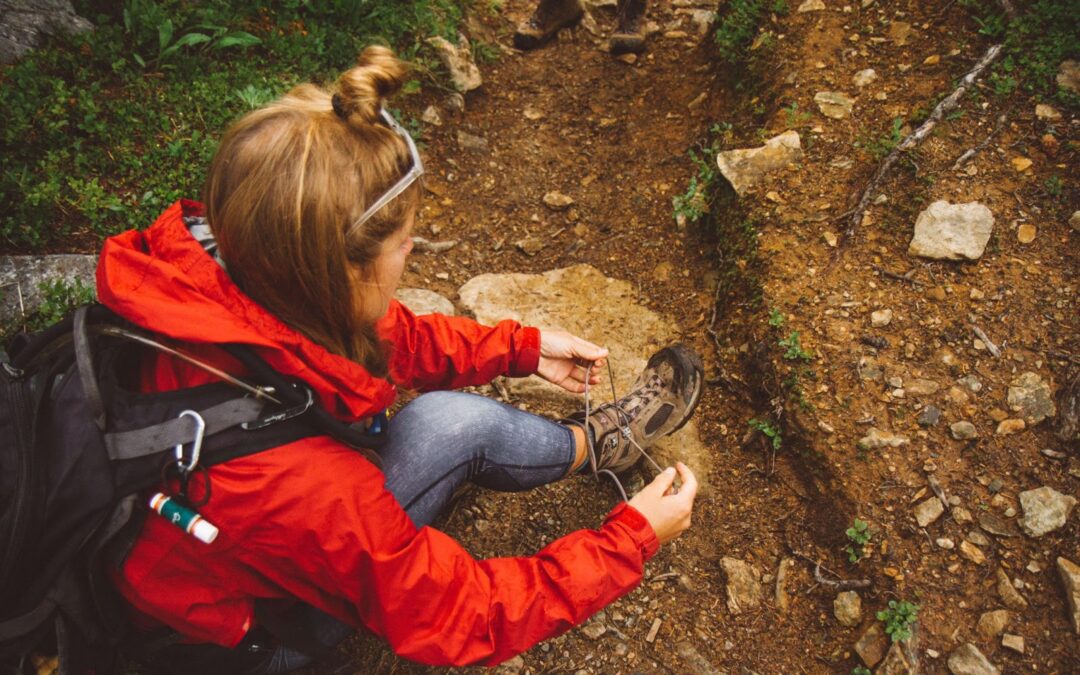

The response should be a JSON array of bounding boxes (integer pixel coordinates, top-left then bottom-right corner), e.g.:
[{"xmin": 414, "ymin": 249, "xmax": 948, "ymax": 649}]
[
  {"xmin": 675, "ymin": 641, "xmax": 723, "ymax": 675},
  {"xmin": 720, "ymin": 557, "xmax": 761, "ymax": 615},
  {"xmin": 1070, "ymin": 210, "xmax": 1080, "ymax": 232},
  {"xmin": 914, "ymin": 497, "xmax": 944, "ymax": 527},
  {"xmin": 458, "ymin": 265, "xmax": 709, "ymax": 475},
  {"xmin": 426, "ymin": 33, "xmax": 482, "ymax": 92},
  {"xmin": 1001, "ymin": 634, "xmax": 1024, "ymax": 654},
  {"xmin": 542, "ymin": 191, "xmax": 574, "ymax": 210},
  {"xmin": 814, "ymin": 91, "xmax": 854, "ymax": 119},
  {"xmin": 0, "ymin": 254, "xmax": 97, "ymax": 324},
  {"xmin": 395, "ymin": 288, "xmax": 454, "ymax": 316},
  {"xmin": 878, "ymin": 640, "xmax": 918, "ymax": 675},
  {"xmin": 457, "ymin": 130, "xmax": 489, "ymax": 153},
  {"xmin": 855, "ymin": 622, "xmax": 889, "ymax": 667},
  {"xmin": 1035, "ymin": 104, "xmax": 1061, "ymax": 121},
  {"xmin": 797, "ymin": 0, "xmax": 826, "ymax": 12},
  {"xmin": 888, "ymin": 21, "xmax": 912, "ymax": 46},
  {"xmin": 871, "ymin": 309, "xmax": 893, "ymax": 327},
  {"xmin": 947, "ymin": 643, "xmax": 999, "ymax": 675},
  {"xmin": 918, "ymin": 405, "xmax": 942, "ymax": 427},
  {"xmin": 833, "ymin": 591, "xmax": 861, "ymax": 627},
  {"xmin": 959, "ymin": 540, "xmax": 986, "ymax": 565},
  {"xmin": 976, "ymin": 609, "xmax": 1009, "ymax": 639},
  {"xmin": 857, "ymin": 427, "xmax": 909, "ymax": 450},
  {"xmin": 1057, "ymin": 556, "xmax": 1080, "ymax": 635},
  {"xmin": 1058, "ymin": 59, "xmax": 1080, "ymax": 94},
  {"xmin": 995, "ymin": 567, "xmax": 1028, "ymax": 610},
  {"xmin": 1007, "ymin": 371, "xmax": 1055, "ymax": 424},
  {"xmin": 1019, "ymin": 486, "xmax": 1076, "ymax": 537},
  {"xmin": 0, "ymin": 0, "xmax": 92, "ymax": 65},
  {"xmin": 950, "ymin": 421, "xmax": 978, "ymax": 440},
  {"xmin": 995, "ymin": 418, "xmax": 1025, "ymax": 435},
  {"xmin": 978, "ymin": 513, "xmax": 1019, "ymax": 538},
  {"xmin": 906, "ymin": 379, "xmax": 939, "ymax": 396},
  {"xmin": 908, "ymin": 201, "xmax": 994, "ymax": 261},
  {"xmin": 421, "ymin": 105, "xmax": 442, "ymax": 126},
  {"xmin": 714, "ymin": 130, "xmax": 803, "ymax": 196}
]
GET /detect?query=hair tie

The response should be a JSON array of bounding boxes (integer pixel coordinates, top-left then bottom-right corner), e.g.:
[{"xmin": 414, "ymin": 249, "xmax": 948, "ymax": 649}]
[{"xmin": 331, "ymin": 93, "xmax": 348, "ymax": 119}]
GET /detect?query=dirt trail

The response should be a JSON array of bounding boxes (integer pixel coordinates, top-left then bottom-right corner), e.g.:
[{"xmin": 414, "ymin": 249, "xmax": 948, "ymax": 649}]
[{"xmin": 334, "ymin": 0, "xmax": 1080, "ymax": 673}]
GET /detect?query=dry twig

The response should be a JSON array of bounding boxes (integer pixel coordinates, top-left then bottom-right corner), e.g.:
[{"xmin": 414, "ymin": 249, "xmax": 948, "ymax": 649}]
[
  {"xmin": 971, "ymin": 324, "xmax": 1002, "ymax": 357},
  {"xmin": 951, "ymin": 112, "xmax": 1008, "ymax": 170},
  {"xmin": 835, "ymin": 44, "xmax": 1004, "ymax": 256}
]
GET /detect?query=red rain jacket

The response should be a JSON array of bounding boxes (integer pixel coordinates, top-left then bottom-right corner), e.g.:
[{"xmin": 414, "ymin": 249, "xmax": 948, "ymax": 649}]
[{"xmin": 96, "ymin": 200, "xmax": 658, "ymax": 666}]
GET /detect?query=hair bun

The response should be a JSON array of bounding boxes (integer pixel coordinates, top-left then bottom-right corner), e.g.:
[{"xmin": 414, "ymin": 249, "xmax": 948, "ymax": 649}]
[{"xmin": 333, "ymin": 46, "xmax": 408, "ymax": 125}]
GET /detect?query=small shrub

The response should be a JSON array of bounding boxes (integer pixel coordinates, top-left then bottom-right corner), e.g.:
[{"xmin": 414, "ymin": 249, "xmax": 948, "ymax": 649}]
[
  {"xmin": 877, "ymin": 600, "xmax": 920, "ymax": 643},
  {"xmin": 779, "ymin": 330, "xmax": 813, "ymax": 361},
  {"xmin": 749, "ymin": 418, "xmax": 782, "ymax": 450},
  {"xmin": 768, "ymin": 307, "xmax": 785, "ymax": 327},
  {"xmin": 844, "ymin": 518, "xmax": 871, "ymax": 563},
  {"xmin": 714, "ymin": 0, "xmax": 767, "ymax": 65}
]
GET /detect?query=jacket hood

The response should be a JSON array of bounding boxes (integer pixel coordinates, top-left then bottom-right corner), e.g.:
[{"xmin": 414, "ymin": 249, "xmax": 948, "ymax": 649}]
[{"xmin": 96, "ymin": 199, "xmax": 396, "ymax": 419}]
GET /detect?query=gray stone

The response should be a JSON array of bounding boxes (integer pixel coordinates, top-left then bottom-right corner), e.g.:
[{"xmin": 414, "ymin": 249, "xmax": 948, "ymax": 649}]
[
  {"xmin": 1018, "ymin": 486, "xmax": 1076, "ymax": 537},
  {"xmin": 878, "ymin": 640, "xmax": 917, "ymax": 675},
  {"xmin": 978, "ymin": 513, "xmax": 1019, "ymax": 538},
  {"xmin": 918, "ymin": 405, "xmax": 942, "ymax": 427},
  {"xmin": 456, "ymin": 130, "xmax": 489, "ymax": 152},
  {"xmin": 1, "ymin": 254, "xmax": 97, "ymax": 324},
  {"xmin": 855, "ymin": 622, "xmax": 888, "ymax": 667},
  {"xmin": 494, "ymin": 654, "xmax": 525, "ymax": 674},
  {"xmin": 1058, "ymin": 60, "xmax": 1080, "ymax": 94},
  {"xmin": 1007, "ymin": 371, "xmax": 1056, "ymax": 425},
  {"xmin": 1057, "ymin": 556, "xmax": 1080, "ymax": 635},
  {"xmin": 857, "ymin": 427, "xmax": 909, "ymax": 450},
  {"xmin": 0, "ymin": 0, "xmax": 92, "ymax": 65},
  {"xmin": 958, "ymin": 374, "xmax": 982, "ymax": 393},
  {"xmin": 581, "ymin": 620, "xmax": 607, "ymax": 639},
  {"xmin": 714, "ymin": 130, "xmax": 803, "ymax": 196},
  {"xmin": 720, "ymin": 557, "xmax": 761, "ymax": 615},
  {"xmin": 908, "ymin": 201, "xmax": 994, "ymax": 261},
  {"xmin": 833, "ymin": 591, "xmax": 861, "ymax": 627},
  {"xmin": 947, "ymin": 643, "xmax": 999, "ymax": 675},
  {"xmin": 394, "ymin": 288, "xmax": 454, "ymax": 316},
  {"xmin": 950, "ymin": 421, "xmax": 978, "ymax": 440},
  {"xmin": 975, "ymin": 609, "xmax": 1009, "ymax": 639},
  {"xmin": 966, "ymin": 529, "xmax": 992, "ymax": 548},
  {"xmin": 426, "ymin": 33, "xmax": 482, "ymax": 93},
  {"xmin": 444, "ymin": 92, "xmax": 466, "ymax": 114},
  {"xmin": 814, "ymin": 91, "xmax": 854, "ymax": 119},
  {"xmin": 458, "ymin": 264, "xmax": 709, "ymax": 475},
  {"xmin": 995, "ymin": 567, "xmax": 1028, "ymax": 610}
]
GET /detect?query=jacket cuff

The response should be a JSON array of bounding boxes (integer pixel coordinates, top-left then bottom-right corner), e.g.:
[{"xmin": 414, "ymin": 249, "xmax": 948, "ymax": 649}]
[
  {"xmin": 507, "ymin": 326, "xmax": 541, "ymax": 377},
  {"xmin": 603, "ymin": 502, "xmax": 660, "ymax": 561}
]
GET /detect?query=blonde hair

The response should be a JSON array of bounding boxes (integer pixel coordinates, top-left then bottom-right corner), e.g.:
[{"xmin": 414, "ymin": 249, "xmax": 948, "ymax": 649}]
[{"xmin": 204, "ymin": 46, "xmax": 420, "ymax": 376}]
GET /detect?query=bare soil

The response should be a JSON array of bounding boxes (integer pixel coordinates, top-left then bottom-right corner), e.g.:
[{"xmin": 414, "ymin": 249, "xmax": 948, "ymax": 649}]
[{"xmin": 332, "ymin": 1, "xmax": 1079, "ymax": 672}]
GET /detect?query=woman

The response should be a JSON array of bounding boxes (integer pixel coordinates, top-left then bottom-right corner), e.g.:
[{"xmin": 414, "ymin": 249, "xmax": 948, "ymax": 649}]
[{"xmin": 97, "ymin": 46, "xmax": 701, "ymax": 672}]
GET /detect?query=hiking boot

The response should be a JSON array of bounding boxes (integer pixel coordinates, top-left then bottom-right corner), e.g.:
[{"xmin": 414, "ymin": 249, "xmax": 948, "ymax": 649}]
[
  {"xmin": 610, "ymin": 0, "xmax": 647, "ymax": 55},
  {"xmin": 568, "ymin": 343, "xmax": 703, "ymax": 475},
  {"xmin": 514, "ymin": 0, "xmax": 585, "ymax": 50}
]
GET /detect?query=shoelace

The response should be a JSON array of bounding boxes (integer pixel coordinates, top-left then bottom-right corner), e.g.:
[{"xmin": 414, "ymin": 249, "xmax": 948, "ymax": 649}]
[{"xmin": 583, "ymin": 360, "xmax": 666, "ymax": 501}]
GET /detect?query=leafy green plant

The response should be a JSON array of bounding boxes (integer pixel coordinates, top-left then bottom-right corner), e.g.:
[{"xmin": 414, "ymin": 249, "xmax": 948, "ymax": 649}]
[
  {"xmin": 779, "ymin": 331, "xmax": 812, "ymax": 361},
  {"xmin": 876, "ymin": 600, "xmax": 920, "ymax": 643},
  {"xmin": 782, "ymin": 102, "xmax": 811, "ymax": 128},
  {"xmin": 31, "ymin": 279, "xmax": 97, "ymax": 330},
  {"xmin": 471, "ymin": 40, "xmax": 500, "ymax": 64},
  {"xmin": 749, "ymin": 418, "xmax": 782, "ymax": 450},
  {"xmin": 673, "ymin": 147, "xmax": 718, "ymax": 223},
  {"xmin": 856, "ymin": 117, "xmax": 903, "ymax": 161},
  {"xmin": 844, "ymin": 518, "xmax": 871, "ymax": 563},
  {"xmin": 852, "ymin": 668, "xmax": 872, "ymax": 675},
  {"xmin": 124, "ymin": 1, "xmax": 261, "ymax": 69},
  {"xmin": 770, "ymin": 0, "xmax": 790, "ymax": 16},
  {"xmin": 236, "ymin": 83, "xmax": 277, "ymax": 110},
  {"xmin": 1044, "ymin": 174, "xmax": 1063, "ymax": 196},
  {"xmin": 714, "ymin": 0, "xmax": 766, "ymax": 65},
  {"xmin": 768, "ymin": 307, "xmax": 786, "ymax": 327}
]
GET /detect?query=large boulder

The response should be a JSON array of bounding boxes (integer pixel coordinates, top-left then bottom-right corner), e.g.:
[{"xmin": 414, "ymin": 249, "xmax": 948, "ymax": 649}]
[
  {"xmin": 395, "ymin": 288, "xmax": 455, "ymax": 316},
  {"xmin": 908, "ymin": 201, "xmax": 994, "ymax": 261},
  {"xmin": 0, "ymin": 0, "xmax": 92, "ymax": 64},
  {"xmin": 458, "ymin": 264, "xmax": 709, "ymax": 476}
]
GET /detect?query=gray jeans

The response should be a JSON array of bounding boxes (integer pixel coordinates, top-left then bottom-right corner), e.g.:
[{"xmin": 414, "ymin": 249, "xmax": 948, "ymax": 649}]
[{"xmin": 249, "ymin": 391, "xmax": 576, "ymax": 673}]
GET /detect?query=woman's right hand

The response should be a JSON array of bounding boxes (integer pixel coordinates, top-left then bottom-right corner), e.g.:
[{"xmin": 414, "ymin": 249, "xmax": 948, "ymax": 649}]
[{"xmin": 627, "ymin": 462, "xmax": 698, "ymax": 545}]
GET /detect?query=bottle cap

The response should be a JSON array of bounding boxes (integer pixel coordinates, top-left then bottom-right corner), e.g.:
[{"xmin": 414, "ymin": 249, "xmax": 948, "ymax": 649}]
[{"xmin": 190, "ymin": 518, "xmax": 219, "ymax": 545}]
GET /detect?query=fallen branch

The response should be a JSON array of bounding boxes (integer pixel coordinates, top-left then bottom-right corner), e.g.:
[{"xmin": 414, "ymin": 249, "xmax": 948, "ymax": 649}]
[
  {"xmin": 971, "ymin": 324, "xmax": 1002, "ymax": 357},
  {"xmin": 872, "ymin": 264, "xmax": 921, "ymax": 286},
  {"xmin": 836, "ymin": 43, "xmax": 1004, "ymax": 254},
  {"xmin": 951, "ymin": 112, "xmax": 1008, "ymax": 170},
  {"xmin": 792, "ymin": 552, "xmax": 871, "ymax": 590}
]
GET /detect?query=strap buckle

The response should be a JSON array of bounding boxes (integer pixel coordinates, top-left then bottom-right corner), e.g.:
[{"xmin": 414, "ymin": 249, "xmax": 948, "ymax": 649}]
[
  {"xmin": 241, "ymin": 384, "xmax": 315, "ymax": 431},
  {"xmin": 174, "ymin": 410, "xmax": 206, "ymax": 474}
]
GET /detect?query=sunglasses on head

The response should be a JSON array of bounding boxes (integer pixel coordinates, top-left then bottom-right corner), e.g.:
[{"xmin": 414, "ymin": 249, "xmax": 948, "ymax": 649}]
[{"xmin": 348, "ymin": 108, "xmax": 424, "ymax": 236}]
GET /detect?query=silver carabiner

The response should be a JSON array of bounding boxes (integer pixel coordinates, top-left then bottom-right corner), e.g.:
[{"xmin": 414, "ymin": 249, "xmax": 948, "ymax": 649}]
[{"xmin": 174, "ymin": 410, "xmax": 206, "ymax": 474}]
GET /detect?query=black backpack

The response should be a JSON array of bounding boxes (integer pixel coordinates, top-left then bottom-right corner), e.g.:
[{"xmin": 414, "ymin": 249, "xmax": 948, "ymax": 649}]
[{"xmin": 0, "ymin": 304, "xmax": 386, "ymax": 674}]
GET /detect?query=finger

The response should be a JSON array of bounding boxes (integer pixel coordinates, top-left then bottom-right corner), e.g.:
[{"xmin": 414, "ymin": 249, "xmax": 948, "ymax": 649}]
[
  {"xmin": 645, "ymin": 466, "xmax": 678, "ymax": 496},
  {"xmin": 573, "ymin": 338, "xmax": 608, "ymax": 362},
  {"xmin": 674, "ymin": 462, "xmax": 699, "ymax": 501}
]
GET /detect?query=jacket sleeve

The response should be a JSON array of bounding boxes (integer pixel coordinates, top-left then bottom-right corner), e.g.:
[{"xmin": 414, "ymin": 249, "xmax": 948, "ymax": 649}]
[
  {"xmin": 376, "ymin": 300, "xmax": 541, "ymax": 391},
  {"xmin": 228, "ymin": 441, "xmax": 658, "ymax": 666}
]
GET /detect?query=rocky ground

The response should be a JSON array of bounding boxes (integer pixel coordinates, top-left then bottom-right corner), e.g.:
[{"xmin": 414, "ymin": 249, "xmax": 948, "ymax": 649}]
[{"xmin": 3, "ymin": 0, "xmax": 1077, "ymax": 673}]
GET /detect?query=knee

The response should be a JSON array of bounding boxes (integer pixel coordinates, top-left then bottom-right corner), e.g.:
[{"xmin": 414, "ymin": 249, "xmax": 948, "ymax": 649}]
[{"xmin": 393, "ymin": 391, "xmax": 506, "ymax": 436}]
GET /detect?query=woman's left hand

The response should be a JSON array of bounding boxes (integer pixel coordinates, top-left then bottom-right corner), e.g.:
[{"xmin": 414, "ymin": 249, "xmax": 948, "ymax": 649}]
[{"xmin": 537, "ymin": 330, "xmax": 609, "ymax": 393}]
